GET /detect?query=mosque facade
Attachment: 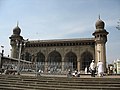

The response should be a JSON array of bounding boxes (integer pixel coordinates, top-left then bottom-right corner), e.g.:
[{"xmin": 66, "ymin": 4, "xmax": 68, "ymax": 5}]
[{"xmin": 9, "ymin": 17, "xmax": 109, "ymax": 72}]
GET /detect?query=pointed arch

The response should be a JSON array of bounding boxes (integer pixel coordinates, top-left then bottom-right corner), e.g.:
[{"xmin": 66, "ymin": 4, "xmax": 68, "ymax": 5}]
[
  {"xmin": 36, "ymin": 52, "xmax": 45, "ymax": 62},
  {"xmin": 65, "ymin": 51, "xmax": 77, "ymax": 70},
  {"xmin": 36, "ymin": 52, "xmax": 45, "ymax": 71},
  {"xmin": 47, "ymin": 50, "xmax": 62, "ymax": 72},
  {"xmin": 48, "ymin": 50, "xmax": 62, "ymax": 63},
  {"xmin": 81, "ymin": 51, "xmax": 93, "ymax": 70},
  {"xmin": 24, "ymin": 52, "xmax": 32, "ymax": 61}
]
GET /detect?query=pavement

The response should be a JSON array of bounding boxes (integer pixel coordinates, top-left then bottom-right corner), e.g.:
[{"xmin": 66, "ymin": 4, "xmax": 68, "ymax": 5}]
[{"xmin": 20, "ymin": 73, "xmax": 120, "ymax": 78}]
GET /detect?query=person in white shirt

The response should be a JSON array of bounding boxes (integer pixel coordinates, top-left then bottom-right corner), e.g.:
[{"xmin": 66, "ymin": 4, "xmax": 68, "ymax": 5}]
[
  {"xmin": 85, "ymin": 67, "xmax": 88, "ymax": 74},
  {"xmin": 90, "ymin": 60, "xmax": 96, "ymax": 77},
  {"xmin": 97, "ymin": 60, "xmax": 104, "ymax": 77}
]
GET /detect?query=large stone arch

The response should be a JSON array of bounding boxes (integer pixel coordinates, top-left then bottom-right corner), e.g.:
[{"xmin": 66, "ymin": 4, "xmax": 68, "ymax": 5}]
[
  {"xmin": 36, "ymin": 52, "xmax": 45, "ymax": 62},
  {"xmin": 47, "ymin": 50, "xmax": 62, "ymax": 72},
  {"xmin": 65, "ymin": 51, "xmax": 77, "ymax": 70},
  {"xmin": 24, "ymin": 52, "xmax": 32, "ymax": 61},
  {"xmin": 36, "ymin": 52, "xmax": 45, "ymax": 71},
  {"xmin": 80, "ymin": 51, "xmax": 93, "ymax": 70},
  {"xmin": 47, "ymin": 50, "xmax": 62, "ymax": 64}
]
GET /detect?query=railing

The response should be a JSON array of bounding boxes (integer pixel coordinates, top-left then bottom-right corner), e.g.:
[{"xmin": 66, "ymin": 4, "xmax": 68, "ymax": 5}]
[{"xmin": 2, "ymin": 62, "xmax": 73, "ymax": 75}]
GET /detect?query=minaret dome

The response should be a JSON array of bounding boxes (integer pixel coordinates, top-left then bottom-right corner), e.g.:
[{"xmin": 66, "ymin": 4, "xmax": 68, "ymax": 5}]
[
  {"xmin": 95, "ymin": 15, "xmax": 105, "ymax": 29},
  {"xmin": 13, "ymin": 22, "xmax": 21, "ymax": 35}
]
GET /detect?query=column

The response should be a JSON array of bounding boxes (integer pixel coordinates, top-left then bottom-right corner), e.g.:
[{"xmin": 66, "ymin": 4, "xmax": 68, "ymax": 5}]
[
  {"xmin": 77, "ymin": 57, "xmax": 80, "ymax": 71},
  {"xmin": 101, "ymin": 43, "xmax": 107, "ymax": 72},
  {"xmin": 97, "ymin": 43, "xmax": 106, "ymax": 72},
  {"xmin": 62, "ymin": 61, "xmax": 64, "ymax": 72},
  {"xmin": 44, "ymin": 57, "xmax": 48, "ymax": 73}
]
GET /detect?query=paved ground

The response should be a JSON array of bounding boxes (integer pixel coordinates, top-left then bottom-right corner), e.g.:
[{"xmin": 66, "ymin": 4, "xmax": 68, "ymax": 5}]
[{"xmin": 21, "ymin": 73, "xmax": 120, "ymax": 78}]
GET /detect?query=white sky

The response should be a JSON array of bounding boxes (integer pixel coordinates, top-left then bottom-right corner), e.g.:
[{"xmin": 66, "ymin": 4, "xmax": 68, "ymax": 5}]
[{"xmin": 0, "ymin": 0, "xmax": 120, "ymax": 64}]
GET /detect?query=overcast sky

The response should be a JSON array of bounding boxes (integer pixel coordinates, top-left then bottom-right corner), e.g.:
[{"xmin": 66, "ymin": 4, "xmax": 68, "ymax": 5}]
[{"xmin": 0, "ymin": 0, "xmax": 120, "ymax": 64}]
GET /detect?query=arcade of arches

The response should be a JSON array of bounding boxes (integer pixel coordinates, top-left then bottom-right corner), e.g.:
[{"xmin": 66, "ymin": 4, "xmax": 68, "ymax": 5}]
[{"xmin": 22, "ymin": 50, "xmax": 93, "ymax": 72}]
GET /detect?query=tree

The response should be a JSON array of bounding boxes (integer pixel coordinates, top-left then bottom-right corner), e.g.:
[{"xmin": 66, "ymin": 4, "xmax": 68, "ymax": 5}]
[{"xmin": 116, "ymin": 19, "xmax": 120, "ymax": 30}]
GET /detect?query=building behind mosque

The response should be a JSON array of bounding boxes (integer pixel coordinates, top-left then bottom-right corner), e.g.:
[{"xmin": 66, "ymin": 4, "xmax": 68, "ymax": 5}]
[
  {"xmin": 9, "ymin": 17, "xmax": 109, "ymax": 73},
  {"xmin": 113, "ymin": 59, "xmax": 120, "ymax": 74}
]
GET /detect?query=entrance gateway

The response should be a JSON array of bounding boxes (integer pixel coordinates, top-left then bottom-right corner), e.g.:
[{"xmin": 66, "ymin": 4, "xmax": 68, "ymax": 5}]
[{"xmin": 9, "ymin": 17, "xmax": 109, "ymax": 73}]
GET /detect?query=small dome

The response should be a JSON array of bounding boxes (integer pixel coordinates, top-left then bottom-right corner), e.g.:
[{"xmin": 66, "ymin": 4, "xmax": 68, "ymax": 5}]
[
  {"xmin": 13, "ymin": 26, "xmax": 21, "ymax": 35},
  {"xmin": 95, "ymin": 19, "xmax": 105, "ymax": 29}
]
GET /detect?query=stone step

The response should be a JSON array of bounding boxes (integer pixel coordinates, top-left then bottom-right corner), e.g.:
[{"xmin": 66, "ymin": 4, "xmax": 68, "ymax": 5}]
[
  {"xmin": 1, "ymin": 77, "xmax": 120, "ymax": 86},
  {"xmin": 37, "ymin": 76, "xmax": 120, "ymax": 82},
  {"xmin": 1, "ymin": 75, "xmax": 120, "ymax": 82},
  {"xmin": 1, "ymin": 79, "xmax": 120, "ymax": 87},
  {"xmin": 0, "ymin": 86, "xmax": 25, "ymax": 90},
  {"xmin": 1, "ymin": 78, "xmax": 120, "ymax": 84},
  {"xmin": 0, "ymin": 83, "xmax": 120, "ymax": 90},
  {"xmin": 0, "ymin": 80, "xmax": 120, "ymax": 90},
  {"xmin": 0, "ymin": 83, "xmax": 82, "ymax": 90},
  {"xmin": 21, "ymin": 78, "xmax": 120, "ymax": 84},
  {"xmin": 0, "ymin": 75, "xmax": 120, "ymax": 90}
]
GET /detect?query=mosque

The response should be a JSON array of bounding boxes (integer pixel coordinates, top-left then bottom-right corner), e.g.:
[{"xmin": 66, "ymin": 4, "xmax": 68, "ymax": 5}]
[{"xmin": 9, "ymin": 17, "xmax": 109, "ymax": 72}]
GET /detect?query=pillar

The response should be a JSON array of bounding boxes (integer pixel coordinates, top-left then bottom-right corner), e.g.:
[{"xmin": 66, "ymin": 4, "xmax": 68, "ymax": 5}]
[{"xmin": 61, "ymin": 57, "xmax": 65, "ymax": 72}]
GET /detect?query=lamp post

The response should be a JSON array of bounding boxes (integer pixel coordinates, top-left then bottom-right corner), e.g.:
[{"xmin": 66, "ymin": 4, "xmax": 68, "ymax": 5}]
[
  {"xmin": 16, "ymin": 39, "xmax": 28, "ymax": 75},
  {"xmin": 0, "ymin": 46, "xmax": 4, "ymax": 69}
]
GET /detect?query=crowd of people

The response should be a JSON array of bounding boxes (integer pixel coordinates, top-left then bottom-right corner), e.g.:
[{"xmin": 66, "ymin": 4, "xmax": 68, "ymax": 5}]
[{"xmin": 67, "ymin": 59, "xmax": 106, "ymax": 78}]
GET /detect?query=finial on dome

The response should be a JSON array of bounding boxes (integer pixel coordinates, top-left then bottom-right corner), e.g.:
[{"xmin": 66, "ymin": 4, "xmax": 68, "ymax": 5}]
[
  {"xmin": 99, "ymin": 14, "xmax": 100, "ymax": 19},
  {"xmin": 17, "ymin": 21, "xmax": 19, "ymax": 27}
]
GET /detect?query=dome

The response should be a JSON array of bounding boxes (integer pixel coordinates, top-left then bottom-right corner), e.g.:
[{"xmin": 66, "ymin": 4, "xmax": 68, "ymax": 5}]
[
  {"xmin": 13, "ymin": 25, "xmax": 21, "ymax": 35},
  {"xmin": 95, "ymin": 18, "xmax": 105, "ymax": 29}
]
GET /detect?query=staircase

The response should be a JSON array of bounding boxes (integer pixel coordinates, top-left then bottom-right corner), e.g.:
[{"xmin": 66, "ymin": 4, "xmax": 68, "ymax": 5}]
[{"xmin": 0, "ymin": 75, "xmax": 120, "ymax": 90}]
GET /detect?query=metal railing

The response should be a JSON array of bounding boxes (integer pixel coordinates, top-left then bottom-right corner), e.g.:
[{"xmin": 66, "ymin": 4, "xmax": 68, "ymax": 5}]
[{"xmin": 2, "ymin": 62, "xmax": 73, "ymax": 75}]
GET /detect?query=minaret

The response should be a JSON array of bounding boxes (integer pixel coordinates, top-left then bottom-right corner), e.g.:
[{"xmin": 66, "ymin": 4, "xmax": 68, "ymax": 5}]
[
  {"xmin": 92, "ymin": 16, "xmax": 109, "ymax": 71},
  {"xmin": 9, "ymin": 23, "xmax": 23, "ymax": 58}
]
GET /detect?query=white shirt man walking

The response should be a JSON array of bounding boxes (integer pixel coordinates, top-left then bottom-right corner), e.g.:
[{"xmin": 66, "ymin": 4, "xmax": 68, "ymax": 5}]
[
  {"xmin": 97, "ymin": 60, "xmax": 104, "ymax": 77},
  {"xmin": 90, "ymin": 60, "xmax": 96, "ymax": 77}
]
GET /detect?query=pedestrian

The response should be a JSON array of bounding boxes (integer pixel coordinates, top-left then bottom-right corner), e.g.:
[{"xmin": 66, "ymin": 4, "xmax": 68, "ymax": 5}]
[
  {"xmin": 4, "ymin": 67, "xmax": 9, "ymax": 75},
  {"xmin": 72, "ymin": 70, "xmax": 78, "ymax": 77},
  {"xmin": 85, "ymin": 67, "xmax": 88, "ymax": 74},
  {"xmin": 37, "ymin": 69, "xmax": 41, "ymax": 76},
  {"xmin": 74, "ymin": 70, "xmax": 78, "ymax": 77},
  {"xmin": 110, "ymin": 66, "xmax": 113, "ymax": 74},
  {"xmin": 114, "ymin": 68, "xmax": 117, "ymax": 75},
  {"xmin": 89, "ymin": 60, "xmax": 96, "ymax": 77},
  {"xmin": 77, "ymin": 71, "xmax": 80, "ymax": 77},
  {"xmin": 67, "ymin": 69, "xmax": 72, "ymax": 78},
  {"xmin": 97, "ymin": 60, "xmax": 104, "ymax": 77}
]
